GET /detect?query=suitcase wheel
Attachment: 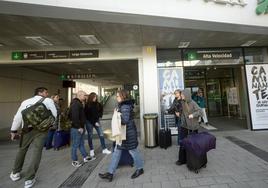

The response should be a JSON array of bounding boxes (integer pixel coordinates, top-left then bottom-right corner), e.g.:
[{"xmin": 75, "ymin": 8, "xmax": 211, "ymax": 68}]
[
  {"xmin": 194, "ymin": 170, "xmax": 199, "ymax": 174},
  {"xmin": 203, "ymin": 164, "xmax": 206, "ymax": 168}
]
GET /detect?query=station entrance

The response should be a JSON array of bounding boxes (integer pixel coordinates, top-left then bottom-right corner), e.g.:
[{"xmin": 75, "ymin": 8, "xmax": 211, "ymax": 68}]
[{"xmin": 184, "ymin": 65, "xmax": 248, "ymax": 130}]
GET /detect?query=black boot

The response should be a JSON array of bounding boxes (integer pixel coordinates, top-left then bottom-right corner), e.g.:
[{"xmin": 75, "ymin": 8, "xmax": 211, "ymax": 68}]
[
  {"xmin": 131, "ymin": 168, "xmax": 144, "ymax": 179},
  {"xmin": 99, "ymin": 172, "xmax": 113, "ymax": 182},
  {"xmin": 175, "ymin": 160, "xmax": 186, "ymax": 166}
]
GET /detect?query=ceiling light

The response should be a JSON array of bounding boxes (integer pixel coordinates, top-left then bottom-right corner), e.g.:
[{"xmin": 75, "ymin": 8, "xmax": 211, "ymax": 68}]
[
  {"xmin": 25, "ymin": 36, "xmax": 53, "ymax": 46},
  {"xmin": 178, "ymin": 42, "xmax": 190, "ymax": 48},
  {"xmin": 241, "ymin": 40, "xmax": 256, "ymax": 47},
  {"xmin": 79, "ymin": 35, "xmax": 100, "ymax": 45}
]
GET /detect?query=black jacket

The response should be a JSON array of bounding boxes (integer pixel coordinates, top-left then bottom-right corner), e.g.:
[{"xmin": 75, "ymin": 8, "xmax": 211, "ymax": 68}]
[
  {"xmin": 69, "ymin": 98, "xmax": 86, "ymax": 129},
  {"xmin": 84, "ymin": 102, "xmax": 103, "ymax": 125},
  {"xmin": 168, "ymin": 98, "xmax": 183, "ymax": 114},
  {"xmin": 117, "ymin": 99, "xmax": 138, "ymax": 150}
]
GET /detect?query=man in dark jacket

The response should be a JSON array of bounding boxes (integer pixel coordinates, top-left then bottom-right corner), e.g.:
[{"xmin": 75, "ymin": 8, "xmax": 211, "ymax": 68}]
[
  {"xmin": 69, "ymin": 90, "xmax": 93, "ymax": 167},
  {"xmin": 168, "ymin": 89, "xmax": 183, "ymax": 145}
]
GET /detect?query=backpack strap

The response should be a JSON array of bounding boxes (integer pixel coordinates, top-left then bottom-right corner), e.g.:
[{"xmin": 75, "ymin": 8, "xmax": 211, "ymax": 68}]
[{"xmin": 36, "ymin": 97, "xmax": 46, "ymax": 104}]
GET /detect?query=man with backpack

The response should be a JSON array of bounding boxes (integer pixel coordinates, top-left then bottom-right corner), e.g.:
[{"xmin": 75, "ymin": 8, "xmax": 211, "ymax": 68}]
[{"xmin": 10, "ymin": 87, "xmax": 57, "ymax": 188}]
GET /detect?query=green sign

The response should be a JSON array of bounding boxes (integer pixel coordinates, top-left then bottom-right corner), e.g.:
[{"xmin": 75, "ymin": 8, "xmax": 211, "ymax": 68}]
[
  {"xmin": 60, "ymin": 74, "xmax": 67, "ymax": 80},
  {"xmin": 187, "ymin": 52, "xmax": 197, "ymax": 61},
  {"xmin": 256, "ymin": 0, "xmax": 268, "ymax": 15},
  {"xmin": 187, "ymin": 50, "xmax": 240, "ymax": 61},
  {"xmin": 11, "ymin": 52, "xmax": 23, "ymax": 60},
  {"xmin": 60, "ymin": 74, "xmax": 96, "ymax": 80},
  {"xmin": 11, "ymin": 50, "xmax": 99, "ymax": 61}
]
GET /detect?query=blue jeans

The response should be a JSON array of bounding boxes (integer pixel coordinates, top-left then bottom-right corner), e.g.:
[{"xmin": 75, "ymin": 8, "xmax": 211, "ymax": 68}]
[
  {"xmin": 44, "ymin": 129, "xmax": 55, "ymax": 149},
  {"xmin": 108, "ymin": 146, "xmax": 143, "ymax": 174},
  {"xmin": 85, "ymin": 120, "xmax": 106, "ymax": 150},
  {"xmin": 71, "ymin": 128, "xmax": 88, "ymax": 161}
]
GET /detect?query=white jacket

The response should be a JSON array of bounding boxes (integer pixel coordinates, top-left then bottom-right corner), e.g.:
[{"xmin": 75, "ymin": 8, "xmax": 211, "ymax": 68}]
[
  {"xmin": 11, "ymin": 95, "xmax": 57, "ymax": 131},
  {"xmin": 111, "ymin": 109, "xmax": 126, "ymax": 146}
]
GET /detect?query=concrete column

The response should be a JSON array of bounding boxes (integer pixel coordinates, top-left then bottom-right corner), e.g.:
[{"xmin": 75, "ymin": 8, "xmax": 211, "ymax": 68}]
[
  {"xmin": 262, "ymin": 48, "xmax": 268, "ymax": 63},
  {"xmin": 139, "ymin": 46, "xmax": 159, "ymax": 142},
  {"xmin": 98, "ymin": 85, "xmax": 102, "ymax": 98}
]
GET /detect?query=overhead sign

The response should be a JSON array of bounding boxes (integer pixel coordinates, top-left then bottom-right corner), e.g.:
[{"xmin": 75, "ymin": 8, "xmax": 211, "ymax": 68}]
[
  {"xmin": 47, "ymin": 51, "xmax": 69, "ymax": 59},
  {"xmin": 23, "ymin": 51, "xmax": 46, "ymax": 60},
  {"xmin": 70, "ymin": 50, "xmax": 98, "ymax": 58},
  {"xmin": 246, "ymin": 64, "xmax": 268, "ymax": 130},
  {"xmin": 12, "ymin": 52, "xmax": 23, "ymax": 60},
  {"xmin": 12, "ymin": 51, "xmax": 46, "ymax": 60},
  {"xmin": 12, "ymin": 50, "xmax": 99, "ymax": 60},
  {"xmin": 187, "ymin": 50, "xmax": 240, "ymax": 60},
  {"xmin": 256, "ymin": 0, "xmax": 268, "ymax": 15},
  {"xmin": 60, "ymin": 74, "xmax": 96, "ymax": 80}
]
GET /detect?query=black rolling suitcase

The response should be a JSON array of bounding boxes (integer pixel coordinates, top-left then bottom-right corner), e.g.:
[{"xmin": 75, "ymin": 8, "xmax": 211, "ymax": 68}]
[
  {"xmin": 182, "ymin": 132, "xmax": 215, "ymax": 173},
  {"xmin": 159, "ymin": 114, "xmax": 172, "ymax": 149},
  {"xmin": 186, "ymin": 150, "xmax": 207, "ymax": 173}
]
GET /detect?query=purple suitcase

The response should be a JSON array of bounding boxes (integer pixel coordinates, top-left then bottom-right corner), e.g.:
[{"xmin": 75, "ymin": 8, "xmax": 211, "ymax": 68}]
[
  {"xmin": 182, "ymin": 132, "xmax": 216, "ymax": 157},
  {"xmin": 54, "ymin": 130, "xmax": 70, "ymax": 150}
]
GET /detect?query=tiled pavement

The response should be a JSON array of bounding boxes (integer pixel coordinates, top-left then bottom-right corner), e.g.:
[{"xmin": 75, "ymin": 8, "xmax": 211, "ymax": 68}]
[
  {"xmin": 82, "ymin": 130, "xmax": 268, "ymax": 188},
  {"xmin": 1, "ymin": 129, "xmax": 268, "ymax": 188}
]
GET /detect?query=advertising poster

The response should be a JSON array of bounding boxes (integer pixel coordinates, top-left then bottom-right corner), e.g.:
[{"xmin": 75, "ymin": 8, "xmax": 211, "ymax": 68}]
[
  {"xmin": 227, "ymin": 87, "xmax": 239, "ymax": 105},
  {"xmin": 158, "ymin": 67, "xmax": 184, "ymax": 129},
  {"xmin": 246, "ymin": 64, "xmax": 268, "ymax": 130}
]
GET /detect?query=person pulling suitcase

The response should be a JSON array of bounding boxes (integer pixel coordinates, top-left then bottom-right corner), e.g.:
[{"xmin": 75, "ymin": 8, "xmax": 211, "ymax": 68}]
[{"xmin": 175, "ymin": 90, "xmax": 203, "ymax": 167}]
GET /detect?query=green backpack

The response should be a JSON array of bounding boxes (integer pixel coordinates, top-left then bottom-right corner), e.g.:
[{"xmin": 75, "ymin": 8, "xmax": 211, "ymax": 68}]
[
  {"xmin": 21, "ymin": 98, "xmax": 55, "ymax": 132},
  {"xmin": 59, "ymin": 107, "xmax": 72, "ymax": 131}
]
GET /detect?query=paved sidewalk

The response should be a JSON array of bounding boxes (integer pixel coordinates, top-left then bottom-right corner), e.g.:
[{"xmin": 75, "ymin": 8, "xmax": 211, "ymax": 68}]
[
  {"xmin": 83, "ymin": 130, "xmax": 268, "ymax": 188},
  {"xmin": 1, "ymin": 130, "xmax": 268, "ymax": 188}
]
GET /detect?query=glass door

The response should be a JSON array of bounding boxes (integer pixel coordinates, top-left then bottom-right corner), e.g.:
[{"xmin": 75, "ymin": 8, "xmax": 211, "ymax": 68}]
[
  {"xmin": 220, "ymin": 78, "xmax": 235, "ymax": 116},
  {"xmin": 207, "ymin": 79, "xmax": 222, "ymax": 116}
]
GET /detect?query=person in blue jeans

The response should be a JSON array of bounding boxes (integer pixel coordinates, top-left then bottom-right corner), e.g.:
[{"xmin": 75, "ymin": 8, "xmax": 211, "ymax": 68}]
[
  {"xmin": 84, "ymin": 92, "xmax": 111, "ymax": 157},
  {"xmin": 99, "ymin": 90, "xmax": 144, "ymax": 182},
  {"xmin": 69, "ymin": 90, "xmax": 94, "ymax": 167}
]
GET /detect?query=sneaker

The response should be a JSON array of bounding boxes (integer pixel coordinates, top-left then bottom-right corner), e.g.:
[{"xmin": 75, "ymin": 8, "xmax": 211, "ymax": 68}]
[
  {"xmin": 10, "ymin": 172, "xmax": 21, "ymax": 181},
  {"xmin": 72, "ymin": 161, "xmax": 82, "ymax": 167},
  {"xmin": 90, "ymin": 150, "xmax": 95, "ymax": 157},
  {"xmin": 83, "ymin": 156, "xmax": 95, "ymax": 163},
  {"xmin": 24, "ymin": 179, "xmax": 36, "ymax": 188},
  {"xmin": 102, "ymin": 148, "xmax": 111, "ymax": 155}
]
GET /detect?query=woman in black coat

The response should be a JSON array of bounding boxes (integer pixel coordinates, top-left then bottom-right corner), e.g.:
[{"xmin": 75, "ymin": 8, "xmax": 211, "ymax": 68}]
[{"xmin": 99, "ymin": 90, "xmax": 144, "ymax": 182}]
